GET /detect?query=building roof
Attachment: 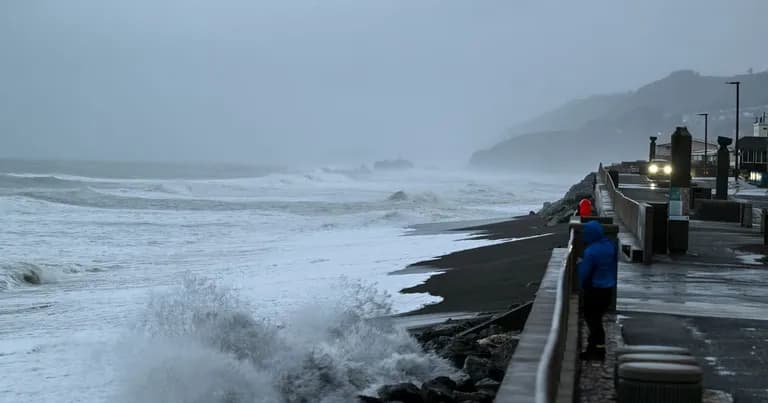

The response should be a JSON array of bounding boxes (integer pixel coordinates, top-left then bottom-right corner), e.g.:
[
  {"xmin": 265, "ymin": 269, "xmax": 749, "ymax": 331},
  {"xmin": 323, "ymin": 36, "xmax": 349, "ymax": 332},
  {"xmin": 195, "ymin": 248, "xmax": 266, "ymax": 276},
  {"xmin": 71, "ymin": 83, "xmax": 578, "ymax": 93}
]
[{"xmin": 737, "ymin": 136, "xmax": 768, "ymax": 150}]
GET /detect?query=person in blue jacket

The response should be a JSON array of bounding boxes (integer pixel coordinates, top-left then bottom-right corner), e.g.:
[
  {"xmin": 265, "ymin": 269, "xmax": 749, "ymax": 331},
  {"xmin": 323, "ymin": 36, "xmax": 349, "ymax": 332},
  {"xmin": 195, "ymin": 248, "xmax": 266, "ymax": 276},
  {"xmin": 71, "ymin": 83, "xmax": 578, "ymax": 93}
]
[{"xmin": 578, "ymin": 220, "xmax": 618, "ymax": 360}]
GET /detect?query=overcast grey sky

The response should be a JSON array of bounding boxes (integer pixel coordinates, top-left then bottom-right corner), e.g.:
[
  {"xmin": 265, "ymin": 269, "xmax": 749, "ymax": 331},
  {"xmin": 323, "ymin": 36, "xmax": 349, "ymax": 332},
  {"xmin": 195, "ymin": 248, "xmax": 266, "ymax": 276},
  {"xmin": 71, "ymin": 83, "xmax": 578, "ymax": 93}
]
[{"xmin": 1, "ymin": 0, "xmax": 767, "ymax": 167}]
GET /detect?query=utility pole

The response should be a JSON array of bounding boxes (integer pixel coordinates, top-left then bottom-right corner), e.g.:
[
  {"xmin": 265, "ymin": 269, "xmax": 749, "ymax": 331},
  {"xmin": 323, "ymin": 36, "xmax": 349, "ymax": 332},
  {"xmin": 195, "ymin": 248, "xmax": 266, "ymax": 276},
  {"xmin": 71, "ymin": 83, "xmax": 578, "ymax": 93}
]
[
  {"xmin": 727, "ymin": 81, "xmax": 741, "ymax": 181},
  {"xmin": 697, "ymin": 113, "xmax": 709, "ymax": 166}
]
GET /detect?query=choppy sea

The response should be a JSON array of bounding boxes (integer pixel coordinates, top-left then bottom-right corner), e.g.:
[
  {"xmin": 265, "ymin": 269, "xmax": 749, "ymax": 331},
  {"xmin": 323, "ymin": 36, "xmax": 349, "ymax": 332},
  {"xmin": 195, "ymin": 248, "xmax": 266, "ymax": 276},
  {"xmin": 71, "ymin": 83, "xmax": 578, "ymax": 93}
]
[{"xmin": 0, "ymin": 161, "xmax": 573, "ymax": 402}]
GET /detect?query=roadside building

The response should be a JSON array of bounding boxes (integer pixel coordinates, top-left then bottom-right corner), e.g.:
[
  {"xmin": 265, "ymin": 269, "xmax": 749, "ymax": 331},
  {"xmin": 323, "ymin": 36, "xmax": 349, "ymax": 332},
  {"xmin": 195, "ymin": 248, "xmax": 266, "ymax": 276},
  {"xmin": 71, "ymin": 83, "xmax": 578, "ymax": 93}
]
[
  {"xmin": 754, "ymin": 113, "xmax": 768, "ymax": 137},
  {"xmin": 655, "ymin": 137, "xmax": 719, "ymax": 164},
  {"xmin": 738, "ymin": 113, "xmax": 768, "ymax": 185}
]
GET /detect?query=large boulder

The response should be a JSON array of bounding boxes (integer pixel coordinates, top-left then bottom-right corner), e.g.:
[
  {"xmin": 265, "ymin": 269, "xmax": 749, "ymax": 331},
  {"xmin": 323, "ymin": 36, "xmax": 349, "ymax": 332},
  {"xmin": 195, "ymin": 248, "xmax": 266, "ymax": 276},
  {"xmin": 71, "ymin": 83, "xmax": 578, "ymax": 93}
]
[
  {"xmin": 454, "ymin": 376, "xmax": 477, "ymax": 393},
  {"xmin": 452, "ymin": 391, "xmax": 493, "ymax": 403},
  {"xmin": 378, "ymin": 383, "xmax": 424, "ymax": 403},
  {"xmin": 358, "ymin": 396, "xmax": 384, "ymax": 403},
  {"xmin": 420, "ymin": 377, "xmax": 457, "ymax": 403},
  {"xmin": 474, "ymin": 378, "xmax": 501, "ymax": 394},
  {"xmin": 445, "ymin": 335, "xmax": 485, "ymax": 367},
  {"xmin": 422, "ymin": 377, "xmax": 456, "ymax": 391},
  {"xmin": 462, "ymin": 356, "xmax": 492, "ymax": 382}
]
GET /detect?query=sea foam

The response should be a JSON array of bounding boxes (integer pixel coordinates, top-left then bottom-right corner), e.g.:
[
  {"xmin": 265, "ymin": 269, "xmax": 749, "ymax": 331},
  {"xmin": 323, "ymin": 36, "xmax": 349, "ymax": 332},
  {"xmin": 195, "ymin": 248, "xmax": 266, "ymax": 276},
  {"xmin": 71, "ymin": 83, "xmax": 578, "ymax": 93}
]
[{"xmin": 113, "ymin": 275, "xmax": 454, "ymax": 403}]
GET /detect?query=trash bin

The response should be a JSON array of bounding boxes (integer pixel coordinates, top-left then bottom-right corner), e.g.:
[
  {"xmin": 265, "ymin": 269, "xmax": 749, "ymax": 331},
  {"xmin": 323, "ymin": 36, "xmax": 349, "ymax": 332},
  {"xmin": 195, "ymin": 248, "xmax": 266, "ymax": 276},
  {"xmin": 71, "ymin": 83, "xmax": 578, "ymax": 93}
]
[
  {"xmin": 648, "ymin": 203, "xmax": 668, "ymax": 254},
  {"xmin": 668, "ymin": 216, "xmax": 689, "ymax": 254}
]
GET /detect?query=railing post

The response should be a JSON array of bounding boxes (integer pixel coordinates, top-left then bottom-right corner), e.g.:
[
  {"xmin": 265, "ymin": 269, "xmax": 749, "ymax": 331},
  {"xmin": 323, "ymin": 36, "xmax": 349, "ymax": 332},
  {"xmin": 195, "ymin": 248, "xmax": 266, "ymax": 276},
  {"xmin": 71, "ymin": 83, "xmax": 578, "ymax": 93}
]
[{"xmin": 643, "ymin": 204, "xmax": 654, "ymax": 264}]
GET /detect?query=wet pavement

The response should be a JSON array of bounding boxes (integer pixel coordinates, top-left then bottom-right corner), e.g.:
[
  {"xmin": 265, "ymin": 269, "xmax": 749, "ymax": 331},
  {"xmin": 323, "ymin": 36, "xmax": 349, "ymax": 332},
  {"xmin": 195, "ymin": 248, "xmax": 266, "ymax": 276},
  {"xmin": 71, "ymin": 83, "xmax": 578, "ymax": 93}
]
[
  {"xmin": 733, "ymin": 193, "xmax": 768, "ymax": 210},
  {"xmin": 605, "ymin": 173, "xmax": 768, "ymax": 402},
  {"xmin": 621, "ymin": 313, "xmax": 767, "ymax": 402},
  {"xmin": 617, "ymin": 222, "xmax": 768, "ymax": 402}
]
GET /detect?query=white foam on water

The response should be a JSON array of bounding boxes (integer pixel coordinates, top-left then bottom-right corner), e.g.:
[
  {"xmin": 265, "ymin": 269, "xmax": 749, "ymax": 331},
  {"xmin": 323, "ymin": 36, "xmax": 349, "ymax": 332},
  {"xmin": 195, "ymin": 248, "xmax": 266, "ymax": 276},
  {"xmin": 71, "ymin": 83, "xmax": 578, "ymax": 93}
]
[{"xmin": 0, "ymin": 166, "xmax": 575, "ymax": 402}]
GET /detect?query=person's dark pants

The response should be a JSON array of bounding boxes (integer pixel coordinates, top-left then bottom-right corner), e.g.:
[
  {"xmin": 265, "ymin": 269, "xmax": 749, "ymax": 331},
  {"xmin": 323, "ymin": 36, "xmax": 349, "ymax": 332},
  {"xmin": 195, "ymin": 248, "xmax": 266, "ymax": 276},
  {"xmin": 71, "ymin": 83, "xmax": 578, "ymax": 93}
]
[{"xmin": 583, "ymin": 287, "xmax": 613, "ymax": 350}]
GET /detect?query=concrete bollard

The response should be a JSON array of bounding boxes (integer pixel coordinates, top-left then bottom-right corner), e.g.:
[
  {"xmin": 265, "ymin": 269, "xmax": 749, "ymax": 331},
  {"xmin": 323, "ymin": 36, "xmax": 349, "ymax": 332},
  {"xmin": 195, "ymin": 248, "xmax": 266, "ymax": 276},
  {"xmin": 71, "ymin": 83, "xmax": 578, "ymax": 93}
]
[
  {"xmin": 716, "ymin": 136, "xmax": 732, "ymax": 200},
  {"xmin": 741, "ymin": 203, "xmax": 753, "ymax": 228},
  {"xmin": 670, "ymin": 127, "xmax": 692, "ymax": 217}
]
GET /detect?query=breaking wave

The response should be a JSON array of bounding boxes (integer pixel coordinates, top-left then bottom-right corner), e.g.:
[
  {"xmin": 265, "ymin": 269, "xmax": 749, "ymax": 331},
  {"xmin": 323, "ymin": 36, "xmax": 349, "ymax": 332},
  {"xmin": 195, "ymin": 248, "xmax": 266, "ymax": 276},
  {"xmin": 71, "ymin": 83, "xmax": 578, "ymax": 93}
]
[
  {"xmin": 386, "ymin": 190, "xmax": 440, "ymax": 204},
  {"xmin": 1, "ymin": 169, "xmax": 536, "ymax": 228},
  {"xmin": 113, "ymin": 275, "xmax": 454, "ymax": 403},
  {"xmin": 15, "ymin": 187, "xmax": 380, "ymax": 215},
  {"xmin": 0, "ymin": 173, "xmax": 89, "ymax": 190},
  {"xmin": 10, "ymin": 187, "xmax": 447, "ymax": 222}
]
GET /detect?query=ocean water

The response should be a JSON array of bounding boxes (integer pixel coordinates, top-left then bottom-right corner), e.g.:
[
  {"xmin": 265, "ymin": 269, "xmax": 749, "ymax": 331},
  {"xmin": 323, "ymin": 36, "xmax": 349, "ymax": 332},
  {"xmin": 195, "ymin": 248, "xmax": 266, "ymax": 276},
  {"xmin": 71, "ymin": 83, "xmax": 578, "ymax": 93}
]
[{"xmin": 0, "ymin": 162, "xmax": 572, "ymax": 402}]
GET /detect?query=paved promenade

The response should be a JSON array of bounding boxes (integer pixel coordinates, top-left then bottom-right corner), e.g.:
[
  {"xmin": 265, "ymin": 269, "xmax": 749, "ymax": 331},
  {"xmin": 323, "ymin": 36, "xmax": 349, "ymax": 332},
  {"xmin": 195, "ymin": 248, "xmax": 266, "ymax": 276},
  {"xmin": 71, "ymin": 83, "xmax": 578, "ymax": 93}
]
[{"xmin": 598, "ymin": 173, "xmax": 768, "ymax": 402}]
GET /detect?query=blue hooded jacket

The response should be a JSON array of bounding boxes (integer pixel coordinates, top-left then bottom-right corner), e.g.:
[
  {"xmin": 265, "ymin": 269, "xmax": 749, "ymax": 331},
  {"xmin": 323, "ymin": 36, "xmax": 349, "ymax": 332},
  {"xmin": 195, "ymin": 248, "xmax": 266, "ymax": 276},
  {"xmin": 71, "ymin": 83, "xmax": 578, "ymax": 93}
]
[{"xmin": 578, "ymin": 220, "xmax": 617, "ymax": 289}]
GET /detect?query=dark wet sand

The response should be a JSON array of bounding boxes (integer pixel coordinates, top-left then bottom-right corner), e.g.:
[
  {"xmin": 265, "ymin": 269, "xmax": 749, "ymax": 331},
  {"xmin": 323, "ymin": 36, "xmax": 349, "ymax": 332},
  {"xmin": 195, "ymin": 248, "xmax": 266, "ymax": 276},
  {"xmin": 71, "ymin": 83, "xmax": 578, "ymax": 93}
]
[{"xmin": 399, "ymin": 215, "xmax": 570, "ymax": 315}]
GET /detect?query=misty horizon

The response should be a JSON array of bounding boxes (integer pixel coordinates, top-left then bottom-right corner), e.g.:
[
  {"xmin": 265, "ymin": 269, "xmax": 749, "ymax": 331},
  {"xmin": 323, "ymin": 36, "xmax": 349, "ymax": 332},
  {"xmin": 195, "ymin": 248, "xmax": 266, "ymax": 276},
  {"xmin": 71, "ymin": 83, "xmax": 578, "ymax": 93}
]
[
  {"xmin": 2, "ymin": 0, "xmax": 767, "ymax": 167},
  {"xmin": 3, "ymin": 3, "xmax": 768, "ymax": 400}
]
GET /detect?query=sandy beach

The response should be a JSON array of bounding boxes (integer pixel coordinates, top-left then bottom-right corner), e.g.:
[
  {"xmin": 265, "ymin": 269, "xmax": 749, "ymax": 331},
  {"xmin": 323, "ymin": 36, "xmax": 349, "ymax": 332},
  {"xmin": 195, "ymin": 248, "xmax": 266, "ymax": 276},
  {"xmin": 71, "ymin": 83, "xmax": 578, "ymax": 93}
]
[{"xmin": 398, "ymin": 215, "xmax": 570, "ymax": 315}]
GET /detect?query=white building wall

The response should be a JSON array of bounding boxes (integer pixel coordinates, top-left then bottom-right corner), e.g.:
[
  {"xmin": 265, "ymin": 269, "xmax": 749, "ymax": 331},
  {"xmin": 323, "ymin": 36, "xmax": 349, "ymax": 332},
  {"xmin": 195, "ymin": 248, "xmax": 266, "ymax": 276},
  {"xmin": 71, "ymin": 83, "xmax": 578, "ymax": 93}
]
[{"xmin": 755, "ymin": 122, "xmax": 768, "ymax": 137}]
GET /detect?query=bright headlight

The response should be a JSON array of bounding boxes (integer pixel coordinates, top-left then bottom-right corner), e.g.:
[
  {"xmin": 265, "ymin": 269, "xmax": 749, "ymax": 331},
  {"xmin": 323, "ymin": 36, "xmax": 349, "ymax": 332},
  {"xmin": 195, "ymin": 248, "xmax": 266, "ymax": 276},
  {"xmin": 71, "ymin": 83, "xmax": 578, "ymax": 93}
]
[
  {"xmin": 663, "ymin": 165, "xmax": 672, "ymax": 175},
  {"xmin": 648, "ymin": 164, "xmax": 659, "ymax": 174}
]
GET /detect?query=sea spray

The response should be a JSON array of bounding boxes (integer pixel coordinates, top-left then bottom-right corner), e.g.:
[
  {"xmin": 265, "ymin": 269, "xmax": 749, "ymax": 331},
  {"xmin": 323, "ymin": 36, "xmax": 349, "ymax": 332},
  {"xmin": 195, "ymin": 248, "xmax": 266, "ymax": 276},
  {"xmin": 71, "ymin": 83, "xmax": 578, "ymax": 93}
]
[{"xmin": 114, "ymin": 275, "xmax": 454, "ymax": 403}]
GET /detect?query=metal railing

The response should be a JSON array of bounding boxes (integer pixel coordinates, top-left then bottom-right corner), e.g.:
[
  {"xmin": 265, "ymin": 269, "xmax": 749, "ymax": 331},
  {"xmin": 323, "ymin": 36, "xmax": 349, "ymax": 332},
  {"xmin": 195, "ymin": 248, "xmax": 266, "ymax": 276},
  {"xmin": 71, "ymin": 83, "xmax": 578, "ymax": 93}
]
[
  {"xmin": 535, "ymin": 232, "xmax": 574, "ymax": 402},
  {"xmin": 497, "ymin": 232, "xmax": 576, "ymax": 403},
  {"xmin": 498, "ymin": 168, "xmax": 640, "ymax": 402}
]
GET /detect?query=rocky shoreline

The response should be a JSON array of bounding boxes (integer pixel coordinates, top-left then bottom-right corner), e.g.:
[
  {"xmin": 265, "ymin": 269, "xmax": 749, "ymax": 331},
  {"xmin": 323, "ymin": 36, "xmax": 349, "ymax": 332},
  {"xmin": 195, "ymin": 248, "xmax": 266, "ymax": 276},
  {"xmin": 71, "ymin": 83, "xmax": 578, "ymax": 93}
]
[
  {"xmin": 359, "ymin": 309, "xmax": 527, "ymax": 403},
  {"xmin": 364, "ymin": 173, "xmax": 594, "ymax": 402},
  {"xmin": 539, "ymin": 172, "xmax": 596, "ymax": 225}
]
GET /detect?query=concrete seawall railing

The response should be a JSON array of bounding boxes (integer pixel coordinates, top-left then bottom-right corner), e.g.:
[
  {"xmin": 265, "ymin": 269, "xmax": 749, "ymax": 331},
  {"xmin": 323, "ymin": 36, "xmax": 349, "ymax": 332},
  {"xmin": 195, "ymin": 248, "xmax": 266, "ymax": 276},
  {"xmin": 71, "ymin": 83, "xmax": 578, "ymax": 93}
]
[
  {"xmin": 598, "ymin": 166, "xmax": 654, "ymax": 264},
  {"xmin": 496, "ymin": 231, "xmax": 577, "ymax": 403}
]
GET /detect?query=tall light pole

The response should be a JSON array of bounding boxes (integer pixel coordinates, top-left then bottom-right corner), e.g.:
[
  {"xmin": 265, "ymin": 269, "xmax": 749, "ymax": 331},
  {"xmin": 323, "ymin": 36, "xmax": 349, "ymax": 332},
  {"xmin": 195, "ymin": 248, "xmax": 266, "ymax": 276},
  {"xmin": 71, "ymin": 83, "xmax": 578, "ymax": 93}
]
[
  {"xmin": 697, "ymin": 113, "xmax": 709, "ymax": 166},
  {"xmin": 727, "ymin": 81, "xmax": 741, "ymax": 181}
]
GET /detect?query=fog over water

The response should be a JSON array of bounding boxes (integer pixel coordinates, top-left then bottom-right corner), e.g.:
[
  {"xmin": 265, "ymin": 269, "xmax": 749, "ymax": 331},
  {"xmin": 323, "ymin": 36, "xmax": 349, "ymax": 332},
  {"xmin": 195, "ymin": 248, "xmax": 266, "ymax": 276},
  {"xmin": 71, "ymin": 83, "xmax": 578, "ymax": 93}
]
[
  {"xmin": 1, "ymin": 2, "xmax": 767, "ymax": 401},
  {"xmin": 2, "ymin": 0, "xmax": 767, "ymax": 167}
]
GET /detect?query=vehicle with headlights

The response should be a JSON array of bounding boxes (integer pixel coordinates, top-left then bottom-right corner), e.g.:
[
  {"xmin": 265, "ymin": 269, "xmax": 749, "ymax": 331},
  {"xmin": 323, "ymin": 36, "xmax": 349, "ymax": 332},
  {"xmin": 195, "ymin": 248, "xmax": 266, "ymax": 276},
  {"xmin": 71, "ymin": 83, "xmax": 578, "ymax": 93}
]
[{"xmin": 646, "ymin": 158, "xmax": 672, "ymax": 182}]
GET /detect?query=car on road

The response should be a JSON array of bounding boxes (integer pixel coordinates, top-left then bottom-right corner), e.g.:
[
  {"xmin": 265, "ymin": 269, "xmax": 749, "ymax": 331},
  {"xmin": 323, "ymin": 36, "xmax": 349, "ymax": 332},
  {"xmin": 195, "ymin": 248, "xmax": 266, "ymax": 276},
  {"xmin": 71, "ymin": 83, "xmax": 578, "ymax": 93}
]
[{"xmin": 646, "ymin": 159, "xmax": 672, "ymax": 183}]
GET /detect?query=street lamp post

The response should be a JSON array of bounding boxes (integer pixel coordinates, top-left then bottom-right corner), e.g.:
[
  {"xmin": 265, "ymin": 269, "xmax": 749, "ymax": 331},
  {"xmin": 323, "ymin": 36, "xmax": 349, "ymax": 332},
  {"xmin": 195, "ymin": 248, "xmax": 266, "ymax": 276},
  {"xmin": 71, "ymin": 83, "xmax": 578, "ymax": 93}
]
[
  {"xmin": 697, "ymin": 113, "xmax": 709, "ymax": 168},
  {"xmin": 727, "ymin": 81, "xmax": 741, "ymax": 181}
]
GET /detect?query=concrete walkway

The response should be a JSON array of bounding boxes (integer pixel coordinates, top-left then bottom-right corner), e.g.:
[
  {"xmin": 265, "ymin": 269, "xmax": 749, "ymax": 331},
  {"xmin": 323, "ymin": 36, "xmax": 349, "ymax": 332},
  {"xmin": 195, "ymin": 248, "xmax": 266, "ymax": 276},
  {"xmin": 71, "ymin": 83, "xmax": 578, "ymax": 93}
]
[
  {"xmin": 618, "ymin": 221, "xmax": 768, "ymax": 402},
  {"xmin": 597, "ymin": 172, "xmax": 768, "ymax": 402}
]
